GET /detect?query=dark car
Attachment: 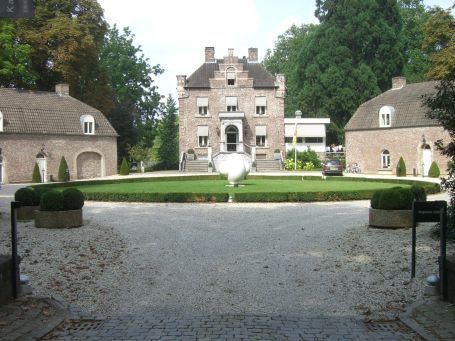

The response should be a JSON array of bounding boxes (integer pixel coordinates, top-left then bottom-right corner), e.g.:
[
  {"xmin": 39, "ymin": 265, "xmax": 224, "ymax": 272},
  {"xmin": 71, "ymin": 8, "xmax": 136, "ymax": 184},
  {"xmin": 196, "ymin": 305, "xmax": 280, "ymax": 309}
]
[{"xmin": 322, "ymin": 159, "xmax": 343, "ymax": 175}]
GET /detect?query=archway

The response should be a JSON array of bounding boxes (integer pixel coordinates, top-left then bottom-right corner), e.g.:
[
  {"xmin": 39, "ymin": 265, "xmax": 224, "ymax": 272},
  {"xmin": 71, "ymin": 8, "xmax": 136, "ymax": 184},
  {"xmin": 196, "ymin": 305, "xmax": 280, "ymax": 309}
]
[
  {"xmin": 36, "ymin": 152, "xmax": 47, "ymax": 183},
  {"xmin": 422, "ymin": 144, "xmax": 431, "ymax": 176},
  {"xmin": 226, "ymin": 125, "xmax": 238, "ymax": 152},
  {"xmin": 76, "ymin": 152, "xmax": 102, "ymax": 179}
]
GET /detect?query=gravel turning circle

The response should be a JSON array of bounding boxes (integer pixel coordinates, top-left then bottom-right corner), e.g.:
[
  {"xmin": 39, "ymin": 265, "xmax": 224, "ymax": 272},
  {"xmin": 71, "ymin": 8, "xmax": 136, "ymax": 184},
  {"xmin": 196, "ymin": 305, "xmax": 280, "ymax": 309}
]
[{"xmin": 0, "ymin": 196, "xmax": 445, "ymax": 319}]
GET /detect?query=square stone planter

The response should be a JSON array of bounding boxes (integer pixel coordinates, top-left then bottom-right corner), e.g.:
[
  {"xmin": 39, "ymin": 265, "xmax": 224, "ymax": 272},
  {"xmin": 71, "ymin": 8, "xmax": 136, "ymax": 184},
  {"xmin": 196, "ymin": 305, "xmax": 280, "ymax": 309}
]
[
  {"xmin": 17, "ymin": 206, "xmax": 39, "ymax": 220},
  {"xmin": 369, "ymin": 208, "xmax": 413, "ymax": 228},
  {"xmin": 35, "ymin": 209, "xmax": 83, "ymax": 229}
]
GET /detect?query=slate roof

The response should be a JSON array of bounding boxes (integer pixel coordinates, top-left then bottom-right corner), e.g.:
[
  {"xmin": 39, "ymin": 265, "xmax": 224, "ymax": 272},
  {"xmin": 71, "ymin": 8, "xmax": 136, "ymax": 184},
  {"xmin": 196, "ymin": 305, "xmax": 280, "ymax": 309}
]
[
  {"xmin": 185, "ymin": 58, "xmax": 276, "ymax": 88},
  {"xmin": 345, "ymin": 81, "xmax": 440, "ymax": 131},
  {"xmin": 0, "ymin": 88, "xmax": 117, "ymax": 136}
]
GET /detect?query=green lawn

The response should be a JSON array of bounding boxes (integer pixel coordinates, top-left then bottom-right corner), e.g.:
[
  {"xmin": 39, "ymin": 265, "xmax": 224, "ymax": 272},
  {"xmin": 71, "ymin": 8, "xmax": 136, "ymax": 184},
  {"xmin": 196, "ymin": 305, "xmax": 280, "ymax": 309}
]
[{"xmin": 73, "ymin": 178, "xmax": 408, "ymax": 195}]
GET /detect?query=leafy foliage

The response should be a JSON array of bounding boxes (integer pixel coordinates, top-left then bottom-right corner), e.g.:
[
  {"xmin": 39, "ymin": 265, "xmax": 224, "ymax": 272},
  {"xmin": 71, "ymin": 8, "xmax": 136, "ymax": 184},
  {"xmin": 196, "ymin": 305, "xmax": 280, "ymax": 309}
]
[
  {"xmin": 396, "ymin": 156, "xmax": 407, "ymax": 177},
  {"xmin": 285, "ymin": 148, "xmax": 321, "ymax": 168},
  {"xmin": 376, "ymin": 187, "xmax": 416, "ymax": 210},
  {"xmin": 32, "ymin": 163, "xmax": 41, "ymax": 183},
  {"xmin": 40, "ymin": 190, "xmax": 64, "ymax": 211},
  {"xmin": 14, "ymin": 187, "xmax": 35, "ymax": 206},
  {"xmin": 119, "ymin": 157, "xmax": 129, "ymax": 175},
  {"xmin": 296, "ymin": 0, "xmax": 403, "ymax": 144},
  {"xmin": 58, "ymin": 156, "xmax": 70, "ymax": 182}
]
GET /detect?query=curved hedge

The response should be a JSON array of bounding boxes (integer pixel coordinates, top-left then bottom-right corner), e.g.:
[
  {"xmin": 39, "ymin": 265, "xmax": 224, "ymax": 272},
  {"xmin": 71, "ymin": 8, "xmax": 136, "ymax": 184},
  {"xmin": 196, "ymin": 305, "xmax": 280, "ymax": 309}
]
[
  {"xmin": 40, "ymin": 190, "xmax": 64, "ymax": 211},
  {"xmin": 14, "ymin": 187, "xmax": 35, "ymax": 206},
  {"xmin": 62, "ymin": 188, "xmax": 85, "ymax": 210},
  {"xmin": 83, "ymin": 192, "xmax": 229, "ymax": 203}
]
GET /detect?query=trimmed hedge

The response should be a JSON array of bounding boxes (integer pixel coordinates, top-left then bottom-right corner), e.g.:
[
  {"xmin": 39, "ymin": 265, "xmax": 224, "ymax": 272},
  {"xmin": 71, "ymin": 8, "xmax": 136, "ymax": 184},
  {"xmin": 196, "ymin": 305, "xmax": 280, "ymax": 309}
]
[
  {"xmin": 58, "ymin": 156, "xmax": 70, "ymax": 182},
  {"xmin": 14, "ymin": 187, "xmax": 35, "ymax": 206},
  {"xmin": 428, "ymin": 161, "xmax": 440, "ymax": 178},
  {"xmin": 40, "ymin": 190, "xmax": 64, "ymax": 211},
  {"xmin": 62, "ymin": 188, "xmax": 85, "ymax": 210},
  {"xmin": 119, "ymin": 157, "xmax": 129, "ymax": 175},
  {"xmin": 396, "ymin": 157, "xmax": 406, "ymax": 177},
  {"xmin": 235, "ymin": 190, "xmax": 377, "ymax": 202},
  {"xmin": 33, "ymin": 186, "xmax": 53, "ymax": 205},
  {"xmin": 371, "ymin": 185, "xmax": 427, "ymax": 210},
  {"xmin": 83, "ymin": 192, "xmax": 230, "ymax": 203},
  {"xmin": 32, "ymin": 163, "xmax": 41, "ymax": 183}
]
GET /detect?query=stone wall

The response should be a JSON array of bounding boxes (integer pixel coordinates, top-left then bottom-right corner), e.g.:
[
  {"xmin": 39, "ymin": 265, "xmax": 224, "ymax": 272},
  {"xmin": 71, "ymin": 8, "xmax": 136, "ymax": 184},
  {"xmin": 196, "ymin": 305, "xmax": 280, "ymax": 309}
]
[
  {"xmin": 0, "ymin": 134, "xmax": 117, "ymax": 183},
  {"xmin": 345, "ymin": 126, "xmax": 450, "ymax": 175}
]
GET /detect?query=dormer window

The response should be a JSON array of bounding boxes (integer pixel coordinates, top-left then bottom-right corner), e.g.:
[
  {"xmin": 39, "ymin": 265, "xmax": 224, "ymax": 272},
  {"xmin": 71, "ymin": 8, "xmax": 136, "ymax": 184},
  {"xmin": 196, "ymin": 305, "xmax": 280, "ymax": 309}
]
[
  {"xmin": 80, "ymin": 115, "xmax": 95, "ymax": 135},
  {"xmin": 379, "ymin": 106, "xmax": 394, "ymax": 127},
  {"xmin": 0, "ymin": 111, "xmax": 3, "ymax": 132},
  {"xmin": 226, "ymin": 97, "xmax": 237, "ymax": 112},
  {"xmin": 226, "ymin": 68, "xmax": 236, "ymax": 86},
  {"xmin": 197, "ymin": 97, "xmax": 208, "ymax": 116}
]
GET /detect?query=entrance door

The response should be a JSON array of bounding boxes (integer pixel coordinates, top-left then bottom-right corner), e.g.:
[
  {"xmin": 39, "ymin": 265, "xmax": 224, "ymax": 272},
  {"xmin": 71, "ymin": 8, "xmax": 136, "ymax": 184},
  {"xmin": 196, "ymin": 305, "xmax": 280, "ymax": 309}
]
[
  {"xmin": 422, "ymin": 145, "xmax": 431, "ymax": 176},
  {"xmin": 0, "ymin": 156, "xmax": 3, "ymax": 183},
  {"xmin": 226, "ymin": 126, "xmax": 238, "ymax": 152},
  {"xmin": 36, "ymin": 154, "xmax": 46, "ymax": 182}
]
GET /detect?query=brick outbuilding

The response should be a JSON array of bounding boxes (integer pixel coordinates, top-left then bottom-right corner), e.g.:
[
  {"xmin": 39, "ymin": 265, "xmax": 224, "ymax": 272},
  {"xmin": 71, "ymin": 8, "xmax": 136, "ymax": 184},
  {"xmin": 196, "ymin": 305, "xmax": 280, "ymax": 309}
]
[
  {"xmin": 345, "ymin": 77, "xmax": 450, "ymax": 176},
  {"xmin": 0, "ymin": 85, "xmax": 118, "ymax": 183}
]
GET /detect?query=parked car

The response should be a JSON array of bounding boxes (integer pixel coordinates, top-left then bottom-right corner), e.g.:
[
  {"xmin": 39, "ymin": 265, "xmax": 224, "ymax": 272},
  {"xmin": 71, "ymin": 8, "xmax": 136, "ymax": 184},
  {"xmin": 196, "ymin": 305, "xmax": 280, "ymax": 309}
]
[{"xmin": 322, "ymin": 159, "xmax": 343, "ymax": 175}]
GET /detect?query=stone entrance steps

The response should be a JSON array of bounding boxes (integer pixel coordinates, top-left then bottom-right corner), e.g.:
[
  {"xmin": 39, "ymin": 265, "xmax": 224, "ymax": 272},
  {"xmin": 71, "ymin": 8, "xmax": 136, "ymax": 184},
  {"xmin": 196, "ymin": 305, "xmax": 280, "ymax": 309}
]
[
  {"xmin": 256, "ymin": 159, "xmax": 281, "ymax": 172},
  {"xmin": 185, "ymin": 160, "xmax": 208, "ymax": 172}
]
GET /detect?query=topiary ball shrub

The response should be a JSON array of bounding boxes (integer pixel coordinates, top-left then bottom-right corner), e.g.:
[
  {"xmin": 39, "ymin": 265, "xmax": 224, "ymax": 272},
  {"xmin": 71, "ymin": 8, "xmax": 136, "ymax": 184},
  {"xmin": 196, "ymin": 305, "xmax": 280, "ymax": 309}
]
[
  {"xmin": 33, "ymin": 186, "xmax": 52, "ymax": 205},
  {"xmin": 376, "ymin": 187, "xmax": 415, "ymax": 210},
  {"xmin": 14, "ymin": 187, "xmax": 35, "ymax": 206},
  {"xmin": 396, "ymin": 157, "xmax": 406, "ymax": 177},
  {"xmin": 119, "ymin": 157, "xmax": 129, "ymax": 175},
  {"xmin": 370, "ymin": 190, "xmax": 385, "ymax": 209},
  {"xmin": 58, "ymin": 156, "xmax": 70, "ymax": 182},
  {"xmin": 428, "ymin": 161, "xmax": 440, "ymax": 178},
  {"xmin": 32, "ymin": 163, "xmax": 41, "ymax": 183},
  {"xmin": 40, "ymin": 190, "xmax": 64, "ymax": 211},
  {"xmin": 62, "ymin": 188, "xmax": 85, "ymax": 210},
  {"xmin": 410, "ymin": 185, "xmax": 427, "ymax": 202}
]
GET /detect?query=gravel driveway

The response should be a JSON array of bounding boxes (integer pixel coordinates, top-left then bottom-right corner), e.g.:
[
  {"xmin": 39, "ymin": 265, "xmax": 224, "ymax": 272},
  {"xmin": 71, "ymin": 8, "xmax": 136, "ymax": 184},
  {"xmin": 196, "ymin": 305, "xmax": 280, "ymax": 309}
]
[{"xmin": 0, "ymin": 188, "xmax": 447, "ymax": 320}]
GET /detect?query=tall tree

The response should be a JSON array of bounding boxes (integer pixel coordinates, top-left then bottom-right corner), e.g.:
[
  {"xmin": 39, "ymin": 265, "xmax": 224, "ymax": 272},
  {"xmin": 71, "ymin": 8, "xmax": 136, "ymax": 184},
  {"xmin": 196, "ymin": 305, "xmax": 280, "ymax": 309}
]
[
  {"xmin": 263, "ymin": 24, "xmax": 316, "ymax": 117},
  {"xmin": 0, "ymin": 20, "xmax": 36, "ymax": 88},
  {"xmin": 15, "ymin": 0, "xmax": 112, "ymax": 113},
  {"xmin": 297, "ymin": 0, "xmax": 403, "ymax": 144},
  {"xmin": 100, "ymin": 25, "xmax": 163, "ymax": 159},
  {"xmin": 398, "ymin": 0, "xmax": 431, "ymax": 82},
  {"xmin": 422, "ymin": 7, "xmax": 455, "ymax": 80},
  {"xmin": 156, "ymin": 96, "xmax": 179, "ymax": 170}
]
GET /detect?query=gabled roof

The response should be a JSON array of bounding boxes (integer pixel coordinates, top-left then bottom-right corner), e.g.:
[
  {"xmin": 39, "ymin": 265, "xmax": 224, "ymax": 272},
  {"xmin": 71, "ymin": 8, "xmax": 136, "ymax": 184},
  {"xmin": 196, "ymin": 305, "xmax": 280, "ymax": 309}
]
[
  {"xmin": 0, "ymin": 88, "xmax": 117, "ymax": 136},
  {"xmin": 345, "ymin": 81, "xmax": 439, "ymax": 131},
  {"xmin": 186, "ymin": 58, "xmax": 276, "ymax": 88}
]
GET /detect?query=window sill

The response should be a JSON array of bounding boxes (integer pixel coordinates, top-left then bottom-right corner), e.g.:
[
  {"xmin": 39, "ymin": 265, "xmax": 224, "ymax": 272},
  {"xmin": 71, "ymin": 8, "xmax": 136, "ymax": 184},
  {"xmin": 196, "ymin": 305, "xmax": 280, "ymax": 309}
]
[
  {"xmin": 253, "ymin": 114, "xmax": 269, "ymax": 118},
  {"xmin": 195, "ymin": 115, "xmax": 211, "ymax": 118}
]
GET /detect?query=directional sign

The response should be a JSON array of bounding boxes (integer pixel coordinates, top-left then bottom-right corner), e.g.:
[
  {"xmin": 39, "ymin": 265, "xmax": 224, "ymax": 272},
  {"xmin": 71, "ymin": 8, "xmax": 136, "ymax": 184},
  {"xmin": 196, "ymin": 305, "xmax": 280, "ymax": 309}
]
[{"xmin": 0, "ymin": 0, "xmax": 34, "ymax": 18}]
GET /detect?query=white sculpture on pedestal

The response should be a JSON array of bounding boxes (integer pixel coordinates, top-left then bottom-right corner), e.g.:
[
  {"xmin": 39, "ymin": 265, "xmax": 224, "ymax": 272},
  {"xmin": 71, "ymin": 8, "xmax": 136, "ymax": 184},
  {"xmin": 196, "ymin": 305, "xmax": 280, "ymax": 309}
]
[{"xmin": 218, "ymin": 153, "xmax": 250, "ymax": 186}]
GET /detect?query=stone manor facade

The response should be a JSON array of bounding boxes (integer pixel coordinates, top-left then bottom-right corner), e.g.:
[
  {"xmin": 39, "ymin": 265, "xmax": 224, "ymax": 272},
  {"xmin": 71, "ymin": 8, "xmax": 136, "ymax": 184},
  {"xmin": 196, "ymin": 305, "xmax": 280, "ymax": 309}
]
[{"xmin": 177, "ymin": 47, "xmax": 285, "ymax": 169}]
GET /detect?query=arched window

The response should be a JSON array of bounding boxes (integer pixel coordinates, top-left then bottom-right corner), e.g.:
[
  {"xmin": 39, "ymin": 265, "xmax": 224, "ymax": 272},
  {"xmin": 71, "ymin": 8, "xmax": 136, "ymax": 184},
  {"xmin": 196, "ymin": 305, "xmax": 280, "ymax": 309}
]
[
  {"xmin": 381, "ymin": 150, "xmax": 391, "ymax": 169},
  {"xmin": 80, "ymin": 115, "xmax": 95, "ymax": 134},
  {"xmin": 0, "ymin": 111, "xmax": 3, "ymax": 132},
  {"xmin": 379, "ymin": 106, "xmax": 394, "ymax": 127},
  {"xmin": 226, "ymin": 67, "xmax": 236, "ymax": 86}
]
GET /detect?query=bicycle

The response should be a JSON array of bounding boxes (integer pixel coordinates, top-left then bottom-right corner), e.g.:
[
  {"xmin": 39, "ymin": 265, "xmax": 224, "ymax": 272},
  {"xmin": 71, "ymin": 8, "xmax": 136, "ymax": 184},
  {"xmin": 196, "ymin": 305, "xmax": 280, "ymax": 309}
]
[{"xmin": 345, "ymin": 163, "xmax": 362, "ymax": 174}]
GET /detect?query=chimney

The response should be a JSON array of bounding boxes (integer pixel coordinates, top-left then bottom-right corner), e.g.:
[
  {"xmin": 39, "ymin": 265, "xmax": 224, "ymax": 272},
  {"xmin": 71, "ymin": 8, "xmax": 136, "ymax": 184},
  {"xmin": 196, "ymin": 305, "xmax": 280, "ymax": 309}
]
[
  {"xmin": 248, "ymin": 48, "xmax": 258, "ymax": 63},
  {"xmin": 55, "ymin": 83, "xmax": 69, "ymax": 96},
  {"xmin": 176, "ymin": 75, "xmax": 188, "ymax": 98},
  {"xmin": 228, "ymin": 48, "xmax": 234, "ymax": 57},
  {"xmin": 205, "ymin": 47, "xmax": 215, "ymax": 63},
  {"xmin": 391, "ymin": 77, "xmax": 406, "ymax": 90}
]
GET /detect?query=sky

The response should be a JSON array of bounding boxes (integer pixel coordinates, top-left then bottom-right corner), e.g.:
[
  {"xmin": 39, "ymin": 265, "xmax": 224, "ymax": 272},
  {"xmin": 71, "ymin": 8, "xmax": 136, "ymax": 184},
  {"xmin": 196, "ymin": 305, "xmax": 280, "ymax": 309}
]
[{"xmin": 97, "ymin": 0, "xmax": 455, "ymax": 100}]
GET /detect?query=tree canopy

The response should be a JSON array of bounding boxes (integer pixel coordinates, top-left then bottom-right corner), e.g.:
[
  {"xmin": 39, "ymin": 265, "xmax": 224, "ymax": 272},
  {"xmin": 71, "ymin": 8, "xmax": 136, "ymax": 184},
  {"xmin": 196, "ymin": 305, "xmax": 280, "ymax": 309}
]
[{"xmin": 156, "ymin": 96, "xmax": 179, "ymax": 170}]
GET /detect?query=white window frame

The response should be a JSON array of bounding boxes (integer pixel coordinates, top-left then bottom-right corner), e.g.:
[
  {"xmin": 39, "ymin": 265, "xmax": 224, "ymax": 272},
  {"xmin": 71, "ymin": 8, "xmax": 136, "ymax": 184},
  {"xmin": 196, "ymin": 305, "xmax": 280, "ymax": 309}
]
[
  {"xmin": 255, "ymin": 97, "xmax": 267, "ymax": 115},
  {"xmin": 226, "ymin": 67, "xmax": 236, "ymax": 86},
  {"xmin": 197, "ymin": 97, "xmax": 209, "ymax": 116},
  {"xmin": 81, "ymin": 115, "xmax": 95, "ymax": 135},
  {"xmin": 0, "ymin": 111, "xmax": 3, "ymax": 132},
  {"xmin": 379, "ymin": 106, "xmax": 394, "ymax": 128},
  {"xmin": 198, "ymin": 136, "xmax": 208, "ymax": 147},
  {"xmin": 381, "ymin": 150, "xmax": 391, "ymax": 168}
]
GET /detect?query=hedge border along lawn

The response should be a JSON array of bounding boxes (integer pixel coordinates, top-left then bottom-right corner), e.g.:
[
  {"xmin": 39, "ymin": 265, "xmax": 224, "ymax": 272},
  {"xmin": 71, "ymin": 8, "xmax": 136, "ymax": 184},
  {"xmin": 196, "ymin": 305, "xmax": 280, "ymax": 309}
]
[{"xmin": 31, "ymin": 175, "xmax": 440, "ymax": 203}]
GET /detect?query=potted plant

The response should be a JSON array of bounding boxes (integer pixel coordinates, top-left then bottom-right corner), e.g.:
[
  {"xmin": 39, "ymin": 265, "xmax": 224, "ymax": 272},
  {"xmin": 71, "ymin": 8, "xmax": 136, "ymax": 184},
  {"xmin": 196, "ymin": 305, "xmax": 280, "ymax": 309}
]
[
  {"xmin": 208, "ymin": 161, "xmax": 213, "ymax": 173},
  {"xmin": 35, "ymin": 188, "xmax": 84, "ymax": 228},
  {"xmin": 187, "ymin": 148, "xmax": 195, "ymax": 160},
  {"xmin": 273, "ymin": 149, "xmax": 281, "ymax": 160},
  {"xmin": 369, "ymin": 186, "xmax": 426, "ymax": 228},
  {"xmin": 14, "ymin": 187, "xmax": 39, "ymax": 220},
  {"xmin": 251, "ymin": 161, "xmax": 257, "ymax": 172}
]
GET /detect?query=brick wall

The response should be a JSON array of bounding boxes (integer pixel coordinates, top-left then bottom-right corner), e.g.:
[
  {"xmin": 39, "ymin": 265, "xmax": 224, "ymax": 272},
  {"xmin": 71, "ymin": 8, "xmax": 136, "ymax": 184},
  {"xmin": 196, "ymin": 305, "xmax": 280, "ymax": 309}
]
[
  {"xmin": 345, "ymin": 126, "xmax": 450, "ymax": 175},
  {"xmin": 0, "ymin": 134, "xmax": 117, "ymax": 183}
]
